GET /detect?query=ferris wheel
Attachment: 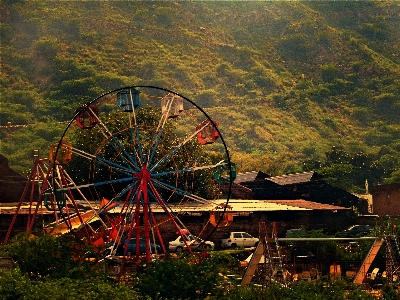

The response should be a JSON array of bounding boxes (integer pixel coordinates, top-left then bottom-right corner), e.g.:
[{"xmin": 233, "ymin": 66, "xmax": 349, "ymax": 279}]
[{"xmin": 51, "ymin": 86, "xmax": 234, "ymax": 261}]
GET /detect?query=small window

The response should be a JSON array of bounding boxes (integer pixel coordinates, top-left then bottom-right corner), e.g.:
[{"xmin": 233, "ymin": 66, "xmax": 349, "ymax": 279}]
[
  {"xmin": 222, "ymin": 233, "xmax": 230, "ymax": 239},
  {"xmin": 242, "ymin": 233, "xmax": 252, "ymax": 238},
  {"xmin": 233, "ymin": 233, "xmax": 242, "ymax": 238}
]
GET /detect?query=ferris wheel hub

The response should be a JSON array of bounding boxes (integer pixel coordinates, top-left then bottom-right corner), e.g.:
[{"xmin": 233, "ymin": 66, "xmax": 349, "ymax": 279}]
[{"xmin": 135, "ymin": 167, "xmax": 151, "ymax": 182}]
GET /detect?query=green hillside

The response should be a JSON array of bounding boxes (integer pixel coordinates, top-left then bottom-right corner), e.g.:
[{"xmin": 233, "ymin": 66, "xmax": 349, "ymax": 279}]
[{"xmin": 1, "ymin": 1, "xmax": 399, "ymax": 192}]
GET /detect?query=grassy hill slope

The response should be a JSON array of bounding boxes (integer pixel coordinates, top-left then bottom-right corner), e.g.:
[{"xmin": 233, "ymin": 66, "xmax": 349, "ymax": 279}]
[{"xmin": 1, "ymin": 1, "xmax": 399, "ymax": 192}]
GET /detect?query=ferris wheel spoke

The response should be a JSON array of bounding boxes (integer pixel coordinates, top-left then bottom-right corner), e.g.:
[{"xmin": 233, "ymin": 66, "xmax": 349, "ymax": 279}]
[
  {"xmin": 129, "ymin": 127, "xmax": 143, "ymax": 168},
  {"xmin": 149, "ymin": 122, "xmax": 209, "ymax": 172},
  {"xmin": 107, "ymin": 135, "xmax": 140, "ymax": 170},
  {"xmin": 58, "ymin": 177, "xmax": 134, "ymax": 193},
  {"xmin": 148, "ymin": 181, "xmax": 199, "ymax": 253},
  {"xmin": 67, "ymin": 145, "xmax": 134, "ymax": 176},
  {"xmin": 152, "ymin": 160, "xmax": 228, "ymax": 177},
  {"xmin": 118, "ymin": 199, "xmax": 136, "ymax": 237},
  {"xmin": 145, "ymin": 186, "xmax": 178, "ymax": 211},
  {"xmin": 96, "ymin": 181, "xmax": 138, "ymax": 214},
  {"xmin": 147, "ymin": 94, "xmax": 178, "ymax": 167},
  {"xmin": 147, "ymin": 127, "xmax": 164, "ymax": 168},
  {"xmin": 58, "ymin": 171, "xmax": 109, "ymax": 229},
  {"xmin": 110, "ymin": 188, "xmax": 140, "ymax": 242},
  {"xmin": 123, "ymin": 90, "xmax": 145, "ymax": 167},
  {"xmin": 151, "ymin": 178, "xmax": 208, "ymax": 204},
  {"xmin": 148, "ymin": 181, "xmax": 191, "ymax": 224},
  {"xmin": 146, "ymin": 188, "xmax": 188, "ymax": 221},
  {"xmin": 91, "ymin": 113, "xmax": 140, "ymax": 170}
]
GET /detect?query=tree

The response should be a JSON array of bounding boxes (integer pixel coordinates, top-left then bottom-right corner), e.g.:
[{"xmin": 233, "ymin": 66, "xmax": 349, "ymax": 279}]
[
  {"xmin": 384, "ymin": 169, "xmax": 400, "ymax": 184},
  {"xmin": 134, "ymin": 253, "xmax": 236, "ymax": 299},
  {"xmin": 304, "ymin": 147, "xmax": 387, "ymax": 192},
  {"xmin": 65, "ymin": 106, "xmax": 220, "ymax": 201}
]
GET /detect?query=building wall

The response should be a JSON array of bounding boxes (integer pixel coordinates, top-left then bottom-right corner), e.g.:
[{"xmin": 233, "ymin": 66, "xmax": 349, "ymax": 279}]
[
  {"xmin": 229, "ymin": 180, "xmax": 359, "ymax": 209},
  {"xmin": 371, "ymin": 183, "xmax": 400, "ymax": 216},
  {"xmin": 1, "ymin": 208, "xmax": 360, "ymax": 249},
  {"xmin": 0, "ymin": 155, "xmax": 28, "ymax": 203},
  {"xmin": 153, "ymin": 209, "xmax": 354, "ymax": 250}
]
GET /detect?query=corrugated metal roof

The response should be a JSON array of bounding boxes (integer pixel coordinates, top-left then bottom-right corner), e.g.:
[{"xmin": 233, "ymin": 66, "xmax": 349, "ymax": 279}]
[
  {"xmin": 234, "ymin": 171, "xmax": 320, "ymax": 186},
  {"xmin": 267, "ymin": 172, "xmax": 316, "ymax": 185},
  {"xmin": 1, "ymin": 199, "xmax": 349, "ymax": 215},
  {"xmin": 146, "ymin": 199, "xmax": 309, "ymax": 213},
  {"xmin": 234, "ymin": 171, "xmax": 260, "ymax": 183},
  {"xmin": 264, "ymin": 200, "xmax": 349, "ymax": 210},
  {"xmin": 116, "ymin": 199, "xmax": 349, "ymax": 213},
  {"xmin": 234, "ymin": 171, "xmax": 270, "ymax": 183}
]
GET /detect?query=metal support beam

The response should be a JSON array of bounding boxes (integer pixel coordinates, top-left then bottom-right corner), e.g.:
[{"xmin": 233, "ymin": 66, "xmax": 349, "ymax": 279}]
[{"xmin": 353, "ymin": 239, "xmax": 384, "ymax": 285}]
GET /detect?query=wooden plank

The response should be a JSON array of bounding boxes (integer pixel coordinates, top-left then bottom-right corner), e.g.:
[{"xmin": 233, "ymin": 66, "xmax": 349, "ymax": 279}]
[{"xmin": 241, "ymin": 242, "xmax": 263, "ymax": 286}]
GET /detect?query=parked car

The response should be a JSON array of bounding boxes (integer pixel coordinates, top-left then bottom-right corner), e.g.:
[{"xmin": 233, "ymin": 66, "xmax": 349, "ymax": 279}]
[
  {"xmin": 221, "ymin": 232, "xmax": 259, "ymax": 249},
  {"xmin": 344, "ymin": 225, "xmax": 372, "ymax": 236},
  {"xmin": 108, "ymin": 238, "xmax": 162, "ymax": 256},
  {"xmin": 169, "ymin": 235, "xmax": 214, "ymax": 252}
]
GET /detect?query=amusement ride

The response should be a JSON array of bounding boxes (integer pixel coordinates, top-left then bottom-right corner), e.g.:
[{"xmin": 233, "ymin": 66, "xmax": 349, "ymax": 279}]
[{"xmin": 4, "ymin": 86, "xmax": 235, "ymax": 265}]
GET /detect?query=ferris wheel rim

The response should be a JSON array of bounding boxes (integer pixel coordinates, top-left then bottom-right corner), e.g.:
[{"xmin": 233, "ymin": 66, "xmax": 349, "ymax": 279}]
[{"xmin": 51, "ymin": 85, "xmax": 234, "ymax": 256}]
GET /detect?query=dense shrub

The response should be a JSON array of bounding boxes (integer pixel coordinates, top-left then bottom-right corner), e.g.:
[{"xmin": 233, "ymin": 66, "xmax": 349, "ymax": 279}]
[{"xmin": 2, "ymin": 233, "xmax": 102, "ymax": 280}]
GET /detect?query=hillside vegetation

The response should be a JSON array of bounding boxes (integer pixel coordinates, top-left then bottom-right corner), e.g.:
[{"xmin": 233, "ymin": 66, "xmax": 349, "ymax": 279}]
[{"xmin": 1, "ymin": 1, "xmax": 399, "ymax": 192}]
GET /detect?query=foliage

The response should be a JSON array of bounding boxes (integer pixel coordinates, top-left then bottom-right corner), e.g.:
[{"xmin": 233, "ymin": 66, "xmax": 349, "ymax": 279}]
[
  {"xmin": 303, "ymin": 146, "xmax": 398, "ymax": 192},
  {"xmin": 381, "ymin": 283, "xmax": 400, "ymax": 300},
  {"xmin": 0, "ymin": 233, "xmax": 396, "ymax": 299},
  {"xmin": 0, "ymin": 269, "xmax": 137, "ymax": 300},
  {"xmin": 214, "ymin": 278, "xmax": 377, "ymax": 300},
  {"xmin": 1, "ymin": 1, "xmax": 400, "ymax": 192},
  {"xmin": 0, "ymin": 121, "xmax": 65, "ymax": 175},
  {"xmin": 385, "ymin": 169, "xmax": 400, "ymax": 184},
  {"xmin": 1, "ymin": 233, "xmax": 104, "ymax": 280},
  {"xmin": 134, "ymin": 254, "xmax": 229, "ymax": 299}
]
